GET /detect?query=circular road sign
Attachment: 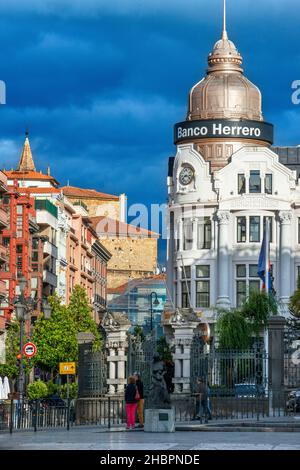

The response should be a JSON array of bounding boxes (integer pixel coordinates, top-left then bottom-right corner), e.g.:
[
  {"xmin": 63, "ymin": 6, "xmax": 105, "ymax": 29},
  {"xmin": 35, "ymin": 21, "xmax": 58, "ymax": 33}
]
[{"xmin": 23, "ymin": 342, "xmax": 37, "ymax": 358}]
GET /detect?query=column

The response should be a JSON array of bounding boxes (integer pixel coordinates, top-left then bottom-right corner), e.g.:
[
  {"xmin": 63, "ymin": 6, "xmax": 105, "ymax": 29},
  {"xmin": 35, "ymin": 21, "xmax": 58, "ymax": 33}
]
[
  {"xmin": 171, "ymin": 316, "xmax": 198, "ymax": 394},
  {"xmin": 268, "ymin": 316, "xmax": 286, "ymax": 409},
  {"xmin": 178, "ymin": 219, "xmax": 183, "ymax": 252},
  {"xmin": 192, "ymin": 218, "xmax": 198, "ymax": 251},
  {"xmin": 108, "ymin": 347, "xmax": 116, "ymax": 395},
  {"xmin": 279, "ymin": 211, "xmax": 292, "ymax": 305},
  {"xmin": 182, "ymin": 339, "xmax": 193, "ymax": 393},
  {"xmin": 117, "ymin": 347, "xmax": 126, "ymax": 393},
  {"xmin": 216, "ymin": 211, "xmax": 231, "ymax": 308},
  {"xmin": 103, "ymin": 312, "xmax": 131, "ymax": 396}
]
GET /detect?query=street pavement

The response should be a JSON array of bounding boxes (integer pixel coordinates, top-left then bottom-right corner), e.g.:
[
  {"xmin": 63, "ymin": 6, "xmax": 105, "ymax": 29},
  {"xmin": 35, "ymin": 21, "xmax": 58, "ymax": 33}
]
[{"xmin": 1, "ymin": 427, "xmax": 300, "ymax": 450}]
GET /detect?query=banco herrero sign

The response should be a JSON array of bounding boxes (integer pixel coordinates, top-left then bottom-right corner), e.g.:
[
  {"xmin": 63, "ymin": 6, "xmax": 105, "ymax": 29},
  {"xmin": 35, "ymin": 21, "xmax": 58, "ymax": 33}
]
[{"xmin": 174, "ymin": 119, "xmax": 274, "ymax": 145}]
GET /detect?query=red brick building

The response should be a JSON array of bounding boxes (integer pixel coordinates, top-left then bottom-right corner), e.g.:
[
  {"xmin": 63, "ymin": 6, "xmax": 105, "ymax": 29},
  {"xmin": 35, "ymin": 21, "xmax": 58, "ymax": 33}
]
[{"xmin": 0, "ymin": 181, "xmax": 41, "ymax": 327}]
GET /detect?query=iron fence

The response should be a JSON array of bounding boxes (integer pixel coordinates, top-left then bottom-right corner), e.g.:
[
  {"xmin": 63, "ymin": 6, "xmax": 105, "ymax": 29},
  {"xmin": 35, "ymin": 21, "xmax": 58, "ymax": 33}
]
[
  {"xmin": 191, "ymin": 347, "xmax": 268, "ymax": 393},
  {"xmin": 0, "ymin": 400, "xmax": 74, "ymax": 433},
  {"xmin": 284, "ymin": 353, "xmax": 300, "ymax": 389}
]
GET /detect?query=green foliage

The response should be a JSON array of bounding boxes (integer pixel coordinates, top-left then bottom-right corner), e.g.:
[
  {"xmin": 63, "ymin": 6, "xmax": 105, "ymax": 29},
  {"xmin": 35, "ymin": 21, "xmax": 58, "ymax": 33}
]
[
  {"xmin": 27, "ymin": 380, "xmax": 48, "ymax": 400},
  {"xmin": 46, "ymin": 380, "xmax": 59, "ymax": 396},
  {"xmin": 68, "ymin": 285, "xmax": 102, "ymax": 351},
  {"xmin": 156, "ymin": 336, "xmax": 173, "ymax": 362},
  {"xmin": 33, "ymin": 286, "xmax": 102, "ymax": 374},
  {"xmin": 216, "ymin": 309, "xmax": 251, "ymax": 350},
  {"xmin": 132, "ymin": 326, "xmax": 145, "ymax": 341},
  {"xmin": 59, "ymin": 382, "xmax": 78, "ymax": 400},
  {"xmin": 289, "ymin": 276, "xmax": 300, "ymax": 318},
  {"xmin": 241, "ymin": 290, "xmax": 277, "ymax": 336},
  {"xmin": 32, "ymin": 295, "xmax": 78, "ymax": 372},
  {"xmin": 0, "ymin": 321, "xmax": 30, "ymax": 378}
]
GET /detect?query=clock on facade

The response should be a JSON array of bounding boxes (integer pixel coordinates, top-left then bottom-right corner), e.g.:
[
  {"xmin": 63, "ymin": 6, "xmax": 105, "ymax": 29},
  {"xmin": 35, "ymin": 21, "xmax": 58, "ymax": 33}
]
[{"xmin": 179, "ymin": 166, "xmax": 194, "ymax": 185}]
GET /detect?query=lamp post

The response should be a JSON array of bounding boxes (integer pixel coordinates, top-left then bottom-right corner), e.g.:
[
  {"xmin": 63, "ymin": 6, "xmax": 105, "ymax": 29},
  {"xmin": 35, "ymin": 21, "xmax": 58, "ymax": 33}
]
[
  {"xmin": 149, "ymin": 291, "xmax": 160, "ymax": 333},
  {"xmin": 14, "ymin": 276, "xmax": 51, "ymax": 401}
]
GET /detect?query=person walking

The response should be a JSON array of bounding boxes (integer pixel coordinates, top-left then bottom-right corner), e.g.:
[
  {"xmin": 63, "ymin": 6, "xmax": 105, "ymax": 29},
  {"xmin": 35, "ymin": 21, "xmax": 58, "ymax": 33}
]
[
  {"xmin": 134, "ymin": 372, "xmax": 144, "ymax": 428},
  {"xmin": 125, "ymin": 376, "xmax": 138, "ymax": 430},
  {"xmin": 195, "ymin": 377, "xmax": 209, "ymax": 423}
]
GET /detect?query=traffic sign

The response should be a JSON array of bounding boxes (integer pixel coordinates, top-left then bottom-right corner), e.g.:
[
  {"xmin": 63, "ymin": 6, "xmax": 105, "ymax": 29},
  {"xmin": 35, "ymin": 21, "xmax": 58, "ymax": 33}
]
[
  {"xmin": 59, "ymin": 362, "xmax": 76, "ymax": 375},
  {"xmin": 23, "ymin": 342, "xmax": 37, "ymax": 358}
]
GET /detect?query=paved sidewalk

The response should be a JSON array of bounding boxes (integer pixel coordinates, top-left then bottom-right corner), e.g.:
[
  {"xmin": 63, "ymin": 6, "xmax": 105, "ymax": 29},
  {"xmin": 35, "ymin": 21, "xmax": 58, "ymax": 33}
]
[{"xmin": 1, "ymin": 426, "xmax": 300, "ymax": 450}]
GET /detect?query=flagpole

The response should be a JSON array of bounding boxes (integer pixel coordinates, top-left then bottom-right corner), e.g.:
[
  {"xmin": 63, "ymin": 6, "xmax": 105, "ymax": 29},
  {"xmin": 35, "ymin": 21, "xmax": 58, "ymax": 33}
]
[{"xmin": 264, "ymin": 218, "xmax": 270, "ymax": 393}]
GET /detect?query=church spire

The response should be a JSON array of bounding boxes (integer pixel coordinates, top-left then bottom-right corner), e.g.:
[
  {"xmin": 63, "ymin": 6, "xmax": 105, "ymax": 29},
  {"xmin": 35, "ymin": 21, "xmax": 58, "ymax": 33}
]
[
  {"xmin": 17, "ymin": 131, "xmax": 36, "ymax": 172},
  {"xmin": 222, "ymin": 0, "xmax": 228, "ymax": 40}
]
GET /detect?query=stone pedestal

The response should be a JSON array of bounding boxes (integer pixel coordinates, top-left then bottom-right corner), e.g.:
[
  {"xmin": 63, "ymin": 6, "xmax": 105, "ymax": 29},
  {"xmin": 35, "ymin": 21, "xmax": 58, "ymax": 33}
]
[{"xmin": 144, "ymin": 408, "xmax": 175, "ymax": 433}]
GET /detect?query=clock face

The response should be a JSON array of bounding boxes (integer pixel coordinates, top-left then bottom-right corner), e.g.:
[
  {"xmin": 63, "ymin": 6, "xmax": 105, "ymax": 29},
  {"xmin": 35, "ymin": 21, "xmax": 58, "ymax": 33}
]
[{"xmin": 179, "ymin": 166, "xmax": 194, "ymax": 186}]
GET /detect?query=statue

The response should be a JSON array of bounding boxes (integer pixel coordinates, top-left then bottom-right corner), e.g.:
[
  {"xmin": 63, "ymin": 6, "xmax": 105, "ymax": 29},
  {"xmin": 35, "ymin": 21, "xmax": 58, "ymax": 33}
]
[{"xmin": 147, "ymin": 352, "xmax": 172, "ymax": 409}]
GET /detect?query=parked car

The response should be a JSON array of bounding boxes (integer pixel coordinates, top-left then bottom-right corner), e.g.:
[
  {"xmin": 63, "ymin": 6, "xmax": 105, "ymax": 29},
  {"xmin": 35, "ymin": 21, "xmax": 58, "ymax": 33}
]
[
  {"xmin": 234, "ymin": 383, "xmax": 265, "ymax": 398},
  {"xmin": 41, "ymin": 394, "xmax": 66, "ymax": 407},
  {"xmin": 286, "ymin": 390, "xmax": 300, "ymax": 412}
]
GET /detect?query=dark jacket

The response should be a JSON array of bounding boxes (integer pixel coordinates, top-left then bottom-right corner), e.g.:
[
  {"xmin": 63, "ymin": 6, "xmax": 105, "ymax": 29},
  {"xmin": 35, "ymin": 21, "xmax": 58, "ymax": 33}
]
[
  {"xmin": 135, "ymin": 379, "xmax": 144, "ymax": 400},
  {"xmin": 125, "ymin": 383, "xmax": 137, "ymax": 404},
  {"xmin": 196, "ymin": 382, "xmax": 208, "ymax": 402}
]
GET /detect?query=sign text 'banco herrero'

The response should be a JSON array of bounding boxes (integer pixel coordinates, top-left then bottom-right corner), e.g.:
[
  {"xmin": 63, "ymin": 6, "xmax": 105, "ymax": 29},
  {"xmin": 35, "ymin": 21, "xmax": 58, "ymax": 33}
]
[{"xmin": 174, "ymin": 119, "xmax": 274, "ymax": 145}]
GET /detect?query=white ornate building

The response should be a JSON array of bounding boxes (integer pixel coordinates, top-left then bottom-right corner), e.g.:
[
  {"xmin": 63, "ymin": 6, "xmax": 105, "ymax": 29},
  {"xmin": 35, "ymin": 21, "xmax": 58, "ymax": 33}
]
[{"xmin": 166, "ymin": 6, "xmax": 300, "ymax": 327}]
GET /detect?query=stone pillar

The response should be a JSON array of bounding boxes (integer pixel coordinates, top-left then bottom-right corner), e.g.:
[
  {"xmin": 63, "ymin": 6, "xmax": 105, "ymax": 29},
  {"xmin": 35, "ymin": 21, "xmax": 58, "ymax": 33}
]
[
  {"xmin": 268, "ymin": 316, "xmax": 286, "ymax": 409},
  {"xmin": 192, "ymin": 218, "xmax": 198, "ymax": 251},
  {"xmin": 279, "ymin": 211, "xmax": 292, "ymax": 306},
  {"xmin": 102, "ymin": 312, "xmax": 131, "ymax": 396},
  {"xmin": 178, "ymin": 219, "xmax": 183, "ymax": 252},
  {"xmin": 171, "ymin": 310, "xmax": 198, "ymax": 394},
  {"xmin": 108, "ymin": 348, "xmax": 116, "ymax": 395},
  {"xmin": 216, "ymin": 211, "xmax": 231, "ymax": 309}
]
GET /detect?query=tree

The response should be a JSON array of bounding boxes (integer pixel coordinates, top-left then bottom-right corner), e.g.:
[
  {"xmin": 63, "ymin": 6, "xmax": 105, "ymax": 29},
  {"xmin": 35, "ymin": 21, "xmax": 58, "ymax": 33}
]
[
  {"xmin": 289, "ymin": 276, "xmax": 300, "ymax": 318},
  {"xmin": 67, "ymin": 285, "xmax": 102, "ymax": 350},
  {"xmin": 216, "ymin": 309, "xmax": 251, "ymax": 350},
  {"xmin": 32, "ymin": 286, "xmax": 102, "ymax": 375},
  {"xmin": 241, "ymin": 290, "xmax": 277, "ymax": 337},
  {"xmin": 0, "ymin": 321, "xmax": 30, "ymax": 379},
  {"xmin": 156, "ymin": 336, "xmax": 173, "ymax": 362},
  {"xmin": 32, "ymin": 295, "xmax": 78, "ymax": 375}
]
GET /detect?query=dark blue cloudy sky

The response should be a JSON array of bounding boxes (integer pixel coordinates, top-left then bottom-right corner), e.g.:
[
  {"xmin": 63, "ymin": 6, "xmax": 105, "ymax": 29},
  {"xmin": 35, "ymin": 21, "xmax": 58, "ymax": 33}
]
[{"xmin": 0, "ymin": 0, "xmax": 300, "ymax": 263}]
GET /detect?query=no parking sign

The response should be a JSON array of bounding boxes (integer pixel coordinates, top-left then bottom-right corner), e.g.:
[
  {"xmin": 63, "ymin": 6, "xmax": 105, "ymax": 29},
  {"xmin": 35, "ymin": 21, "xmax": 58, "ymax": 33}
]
[{"xmin": 22, "ymin": 342, "xmax": 37, "ymax": 358}]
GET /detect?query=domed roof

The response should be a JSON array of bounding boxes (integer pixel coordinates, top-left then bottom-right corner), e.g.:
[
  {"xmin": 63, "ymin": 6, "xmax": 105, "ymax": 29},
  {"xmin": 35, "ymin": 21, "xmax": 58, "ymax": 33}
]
[{"xmin": 187, "ymin": 8, "xmax": 263, "ymax": 122}]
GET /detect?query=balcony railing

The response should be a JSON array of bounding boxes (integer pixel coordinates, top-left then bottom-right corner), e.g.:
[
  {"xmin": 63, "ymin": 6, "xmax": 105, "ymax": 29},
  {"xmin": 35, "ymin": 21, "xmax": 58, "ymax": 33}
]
[
  {"xmin": 44, "ymin": 241, "xmax": 58, "ymax": 259},
  {"xmin": 43, "ymin": 270, "xmax": 57, "ymax": 287},
  {"xmin": 35, "ymin": 199, "xmax": 58, "ymax": 218},
  {"xmin": 0, "ymin": 206, "xmax": 8, "ymax": 228},
  {"xmin": 0, "ymin": 245, "xmax": 7, "ymax": 263}
]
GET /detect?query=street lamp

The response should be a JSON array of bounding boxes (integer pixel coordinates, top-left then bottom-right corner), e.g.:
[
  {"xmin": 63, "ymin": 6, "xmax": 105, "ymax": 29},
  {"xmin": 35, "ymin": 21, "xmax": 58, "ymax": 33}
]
[
  {"xmin": 149, "ymin": 292, "xmax": 160, "ymax": 333},
  {"xmin": 14, "ymin": 276, "xmax": 52, "ymax": 401}
]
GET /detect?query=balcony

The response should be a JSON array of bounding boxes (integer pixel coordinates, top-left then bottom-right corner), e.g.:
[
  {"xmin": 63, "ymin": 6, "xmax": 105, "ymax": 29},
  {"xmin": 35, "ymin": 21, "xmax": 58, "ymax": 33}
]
[
  {"xmin": 44, "ymin": 241, "xmax": 58, "ymax": 259},
  {"xmin": 0, "ymin": 173, "xmax": 7, "ymax": 193},
  {"xmin": 43, "ymin": 270, "xmax": 57, "ymax": 287},
  {"xmin": 35, "ymin": 199, "xmax": 58, "ymax": 229},
  {"xmin": 0, "ymin": 279, "xmax": 6, "ymax": 298},
  {"xmin": 0, "ymin": 245, "xmax": 7, "ymax": 264},
  {"xmin": 0, "ymin": 206, "xmax": 8, "ymax": 228}
]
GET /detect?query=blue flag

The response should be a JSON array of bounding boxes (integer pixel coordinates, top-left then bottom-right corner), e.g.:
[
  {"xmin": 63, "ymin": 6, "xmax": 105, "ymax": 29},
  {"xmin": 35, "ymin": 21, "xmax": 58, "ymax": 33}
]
[{"xmin": 257, "ymin": 228, "xmax": 271, "ymax": 291}]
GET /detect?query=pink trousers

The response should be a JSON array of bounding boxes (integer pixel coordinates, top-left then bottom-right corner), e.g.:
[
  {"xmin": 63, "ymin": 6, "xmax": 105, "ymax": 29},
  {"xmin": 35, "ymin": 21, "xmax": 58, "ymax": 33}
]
[{"xmin": 126, "ymin": 403, "xmax": 137, "ymax": 428}]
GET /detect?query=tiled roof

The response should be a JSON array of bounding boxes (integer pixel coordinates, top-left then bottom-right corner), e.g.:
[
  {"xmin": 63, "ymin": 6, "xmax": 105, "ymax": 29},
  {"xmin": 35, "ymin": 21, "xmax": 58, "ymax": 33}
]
[
  {"xmin": 5, "ymin": 170, "xmax": 59, "ymax": 185},
  {"xmin": 62, "ymin": 186, "xmax": 119, "ymax": 200},
  {"xmin": 20, "ymin": 187, "xmax": 60, "ymax": 194},
  {"xmin": 90, "ymin": 216, "xmax": 160, "ymax": 238}
]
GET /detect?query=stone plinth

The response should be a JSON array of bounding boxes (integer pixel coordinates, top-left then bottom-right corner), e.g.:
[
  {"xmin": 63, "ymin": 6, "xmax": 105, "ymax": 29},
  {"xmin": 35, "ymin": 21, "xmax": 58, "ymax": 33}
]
[{"xmin": 144, "ymin": 408, "xmax": 175, "ymax": 433}]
